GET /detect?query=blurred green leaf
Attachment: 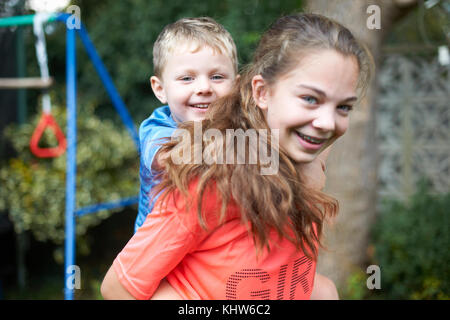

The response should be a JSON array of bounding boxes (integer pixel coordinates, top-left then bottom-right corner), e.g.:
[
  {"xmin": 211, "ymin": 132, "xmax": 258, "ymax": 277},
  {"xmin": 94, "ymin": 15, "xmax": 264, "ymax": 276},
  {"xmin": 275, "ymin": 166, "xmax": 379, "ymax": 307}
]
[
  {"xmin": 0, "ymin": 104, "xmax": 138, "ymax": 252},
  {"xmin": 371, "ymin": 181, "xmax": 450, "ymax": 299}
]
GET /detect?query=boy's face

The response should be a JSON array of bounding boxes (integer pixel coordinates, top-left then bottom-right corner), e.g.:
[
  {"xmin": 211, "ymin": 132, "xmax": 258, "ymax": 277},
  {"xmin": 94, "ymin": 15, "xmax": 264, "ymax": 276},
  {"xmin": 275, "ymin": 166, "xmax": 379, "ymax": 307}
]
[{"xmin": 151, "ymin": 44, "xmax": 236, "ymax": 122}]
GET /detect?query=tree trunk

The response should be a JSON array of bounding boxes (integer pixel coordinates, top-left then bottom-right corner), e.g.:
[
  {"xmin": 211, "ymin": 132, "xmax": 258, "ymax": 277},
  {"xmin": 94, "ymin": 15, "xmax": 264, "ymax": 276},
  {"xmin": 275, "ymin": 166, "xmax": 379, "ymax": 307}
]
[{"xmin": 304, "ymin": 0, "xmax": 417, "ymax": 289}]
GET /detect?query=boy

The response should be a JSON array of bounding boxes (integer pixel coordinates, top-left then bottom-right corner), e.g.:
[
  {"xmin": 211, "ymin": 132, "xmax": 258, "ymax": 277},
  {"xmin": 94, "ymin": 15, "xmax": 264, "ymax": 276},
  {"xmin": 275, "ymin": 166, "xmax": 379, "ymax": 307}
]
[{"xmin": 134, "ymin": 17, "xmax": 238, "ymax": 232}]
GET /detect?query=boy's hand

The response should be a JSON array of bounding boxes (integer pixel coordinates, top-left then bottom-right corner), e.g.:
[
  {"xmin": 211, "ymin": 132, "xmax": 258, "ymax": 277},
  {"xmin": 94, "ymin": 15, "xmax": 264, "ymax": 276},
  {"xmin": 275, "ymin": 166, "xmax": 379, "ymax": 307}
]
[
  {"xmin": 299, "ymin": 147, "xmax": 331, "ymax": 191},
  {"xmin": 310, "ymin": 272, "xmax": 339, "ymax": 300}
]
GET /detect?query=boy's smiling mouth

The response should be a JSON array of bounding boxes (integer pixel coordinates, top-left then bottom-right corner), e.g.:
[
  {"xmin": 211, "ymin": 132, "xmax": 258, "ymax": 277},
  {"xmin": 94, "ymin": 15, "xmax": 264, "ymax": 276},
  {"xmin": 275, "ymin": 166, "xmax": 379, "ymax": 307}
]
[{"xmin": 189, "ymin": 103, "xmax": 210, "ymax": 109}]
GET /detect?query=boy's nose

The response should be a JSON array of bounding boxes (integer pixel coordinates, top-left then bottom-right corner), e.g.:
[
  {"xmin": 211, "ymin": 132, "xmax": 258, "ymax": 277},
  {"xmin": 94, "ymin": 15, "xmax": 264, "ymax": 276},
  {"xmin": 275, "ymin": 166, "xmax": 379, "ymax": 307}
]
[{"xmin": 196, "ymin": 78, "xmax": 212, "ymax": 95}]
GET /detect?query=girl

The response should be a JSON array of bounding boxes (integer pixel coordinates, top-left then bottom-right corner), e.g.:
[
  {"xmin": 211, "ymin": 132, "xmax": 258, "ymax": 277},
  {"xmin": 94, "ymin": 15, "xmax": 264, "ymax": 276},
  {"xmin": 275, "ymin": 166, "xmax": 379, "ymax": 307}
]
[{"xmin": 101, "ymin": 13, "xmax": 372, "ymax": 300}]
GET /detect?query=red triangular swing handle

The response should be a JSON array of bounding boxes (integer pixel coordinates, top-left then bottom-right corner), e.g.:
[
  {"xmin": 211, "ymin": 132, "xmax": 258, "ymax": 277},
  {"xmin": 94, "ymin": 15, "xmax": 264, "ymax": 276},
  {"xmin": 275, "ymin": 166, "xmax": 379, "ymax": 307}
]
[{"xmin": 30, "ymin": 113, "xmax": 67, "ymax": 158}]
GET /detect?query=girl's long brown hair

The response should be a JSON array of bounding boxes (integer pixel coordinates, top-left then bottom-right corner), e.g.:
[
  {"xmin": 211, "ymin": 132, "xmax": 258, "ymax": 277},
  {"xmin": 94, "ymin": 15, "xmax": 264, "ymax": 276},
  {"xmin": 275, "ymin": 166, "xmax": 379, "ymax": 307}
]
[{"xmin": 152, "ymin": 13, "xmax": 373, "ymax": 260}]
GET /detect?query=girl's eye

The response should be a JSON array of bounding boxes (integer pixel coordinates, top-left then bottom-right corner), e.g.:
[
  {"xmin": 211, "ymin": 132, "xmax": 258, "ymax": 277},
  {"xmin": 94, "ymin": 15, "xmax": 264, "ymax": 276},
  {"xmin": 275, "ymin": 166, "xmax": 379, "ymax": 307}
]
[
  {"xmin": 338, "ymin": 105, "xmax": 353, "ymax": 113},
  {"xmin": 180, "ymin": 76, "xmax": 193, "ymax": 81},
  {"xmin": 302, "ymin": 96, "xmax": 318, "ymax": 105}
]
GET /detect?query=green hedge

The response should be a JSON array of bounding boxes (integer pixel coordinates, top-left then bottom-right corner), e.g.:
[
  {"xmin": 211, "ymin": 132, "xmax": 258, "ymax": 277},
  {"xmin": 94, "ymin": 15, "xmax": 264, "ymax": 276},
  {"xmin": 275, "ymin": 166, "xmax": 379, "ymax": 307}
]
[
  {"xmin": 372, "ymin": 182, "xmax": 450, "ymax": 299},
  {"xmin": 0, "ymin": 104, "xmax": 138, "ymax": 259}
]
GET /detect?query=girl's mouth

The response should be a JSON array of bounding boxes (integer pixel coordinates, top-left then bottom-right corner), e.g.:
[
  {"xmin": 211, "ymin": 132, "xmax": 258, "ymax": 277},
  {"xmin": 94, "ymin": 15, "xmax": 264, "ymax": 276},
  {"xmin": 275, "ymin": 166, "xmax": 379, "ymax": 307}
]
[{"xmin": 295, "ymin": 131, "xmax": 327, "ymax": 150}]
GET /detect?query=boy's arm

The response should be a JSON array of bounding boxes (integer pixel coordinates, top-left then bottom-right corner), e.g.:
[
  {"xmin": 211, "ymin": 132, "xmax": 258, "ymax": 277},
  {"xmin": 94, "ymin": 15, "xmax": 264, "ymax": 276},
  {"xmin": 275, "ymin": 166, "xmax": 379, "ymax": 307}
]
[
  {"xmin": 139, "ymin": 107, "xmax": 177, "ymax": 174},
  {"xmin": 307, "ymin": 148, "xmax": 339, "ymax": 300},
  {"xmin": 135, "ymin": 114, "xmax": 177, "ymax": 231},
  {"xmin": 299, "ymin": 146, "xmax": 330, "ymax": 191}
]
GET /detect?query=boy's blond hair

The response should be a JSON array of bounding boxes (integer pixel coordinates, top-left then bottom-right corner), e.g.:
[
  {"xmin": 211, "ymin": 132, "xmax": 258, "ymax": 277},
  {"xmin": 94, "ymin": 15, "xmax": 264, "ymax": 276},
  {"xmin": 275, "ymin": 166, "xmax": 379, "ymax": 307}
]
[{"xmin": 153, "ymin": 17, "xmax": 238, "ymax": 78}]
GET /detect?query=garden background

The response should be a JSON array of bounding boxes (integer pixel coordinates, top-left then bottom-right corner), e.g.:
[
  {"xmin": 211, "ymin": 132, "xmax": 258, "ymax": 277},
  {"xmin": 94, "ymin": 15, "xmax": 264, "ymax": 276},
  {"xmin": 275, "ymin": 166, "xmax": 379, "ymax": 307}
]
[{"xmin": 0, "ymin": 0, "xmax": 448, "ymax": 299}]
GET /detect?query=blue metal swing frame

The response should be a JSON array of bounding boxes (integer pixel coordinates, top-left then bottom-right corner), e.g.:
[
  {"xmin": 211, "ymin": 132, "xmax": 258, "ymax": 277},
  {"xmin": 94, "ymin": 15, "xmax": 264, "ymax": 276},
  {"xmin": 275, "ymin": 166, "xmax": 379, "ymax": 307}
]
[{"xmin": 57, "ymin": 13, "xmax": 140, "ymax": 300}]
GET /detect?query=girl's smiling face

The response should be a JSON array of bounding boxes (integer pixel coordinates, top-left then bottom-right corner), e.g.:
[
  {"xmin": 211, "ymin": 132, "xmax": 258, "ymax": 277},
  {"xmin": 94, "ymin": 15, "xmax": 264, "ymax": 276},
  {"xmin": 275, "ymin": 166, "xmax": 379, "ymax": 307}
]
[{"xmin": 252, "ymin": 49, "xmax": 359, "ymax": 163}]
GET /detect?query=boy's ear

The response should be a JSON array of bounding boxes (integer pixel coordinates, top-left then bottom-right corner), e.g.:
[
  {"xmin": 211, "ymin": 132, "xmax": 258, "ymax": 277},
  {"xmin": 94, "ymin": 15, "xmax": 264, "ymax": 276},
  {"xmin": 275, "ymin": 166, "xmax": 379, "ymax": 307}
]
[
  {"xmin": 150, "ymin": 76, "xmax": 167, "ymax": 104},
  {"xmin": 251, "ymin": 75, "xmax": 269, "ymax": 110}
]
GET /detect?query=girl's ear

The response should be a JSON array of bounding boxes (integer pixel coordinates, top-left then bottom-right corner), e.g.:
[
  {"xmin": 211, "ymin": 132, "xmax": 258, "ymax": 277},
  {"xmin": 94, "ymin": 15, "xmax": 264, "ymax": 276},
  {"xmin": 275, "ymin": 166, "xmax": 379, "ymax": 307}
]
[
  {"xmin": 252, "ymin": 75, "xmax": 269, "ymax": 110},
  {"xmin": 150, "ymin": 76, "xmax": 167, "ymax": 104}
]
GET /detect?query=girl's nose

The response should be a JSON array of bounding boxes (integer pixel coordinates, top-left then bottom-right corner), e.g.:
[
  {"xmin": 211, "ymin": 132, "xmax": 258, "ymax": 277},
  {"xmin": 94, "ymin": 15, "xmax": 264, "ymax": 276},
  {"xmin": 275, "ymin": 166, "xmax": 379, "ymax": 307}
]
[{"xmin": 312, "ymin": 109, "xmax": 335, "ymax": 132}]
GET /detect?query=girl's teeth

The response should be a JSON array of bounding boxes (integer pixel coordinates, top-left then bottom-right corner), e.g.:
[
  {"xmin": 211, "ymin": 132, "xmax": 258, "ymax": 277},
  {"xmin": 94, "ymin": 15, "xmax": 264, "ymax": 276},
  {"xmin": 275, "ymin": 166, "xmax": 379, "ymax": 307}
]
[{"xmin": 297, "ymin": 132, "xmax": 324, "ymax": 144}]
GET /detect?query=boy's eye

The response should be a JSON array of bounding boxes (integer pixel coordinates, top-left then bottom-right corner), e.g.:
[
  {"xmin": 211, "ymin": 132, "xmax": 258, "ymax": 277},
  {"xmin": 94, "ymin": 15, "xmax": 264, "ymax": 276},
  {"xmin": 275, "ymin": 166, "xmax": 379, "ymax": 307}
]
[
  {"xmin": 180, "ymin": 76, "xmax": 193, "ymax": 81},
  {"xmin": 211, "ymin": 74, "xmax": 224, "ymax": 80},
  {"xmin": 301, "ymin": 96, "xmax": 318, "ymax": 105},
  {"xmin": 337, "ymin": 105, "xmax": 353, "ymax": 113}
]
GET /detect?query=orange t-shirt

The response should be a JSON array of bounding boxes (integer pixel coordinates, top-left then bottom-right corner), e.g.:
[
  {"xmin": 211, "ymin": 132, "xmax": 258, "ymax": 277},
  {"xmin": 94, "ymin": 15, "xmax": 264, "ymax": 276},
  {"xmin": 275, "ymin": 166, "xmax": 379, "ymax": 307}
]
[{"xmin": 113, "ymin": 183, "xmax": 317, "ymax": 300}]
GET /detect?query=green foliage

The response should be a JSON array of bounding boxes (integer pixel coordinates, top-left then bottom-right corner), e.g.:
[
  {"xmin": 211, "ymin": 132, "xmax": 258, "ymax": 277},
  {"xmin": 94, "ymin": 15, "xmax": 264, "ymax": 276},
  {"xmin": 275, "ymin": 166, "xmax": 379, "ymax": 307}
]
[
  {"xmin": 340, "ymin": 269, "xmax": 369, "ymax": 300},
  {"xmin": 371, "ymin": 182, "xmax": 450, "ymax": 299},
  {"xmin": 42, "ymin": 0, "xmax": 302, "ymax": 122},
  {"xmin": 0, "ymin": 104, "xmax": 138, "ymax": 252},
  {"xmin": 385, "ymin": 3, "xmax": 449, "ymax": 47}
]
